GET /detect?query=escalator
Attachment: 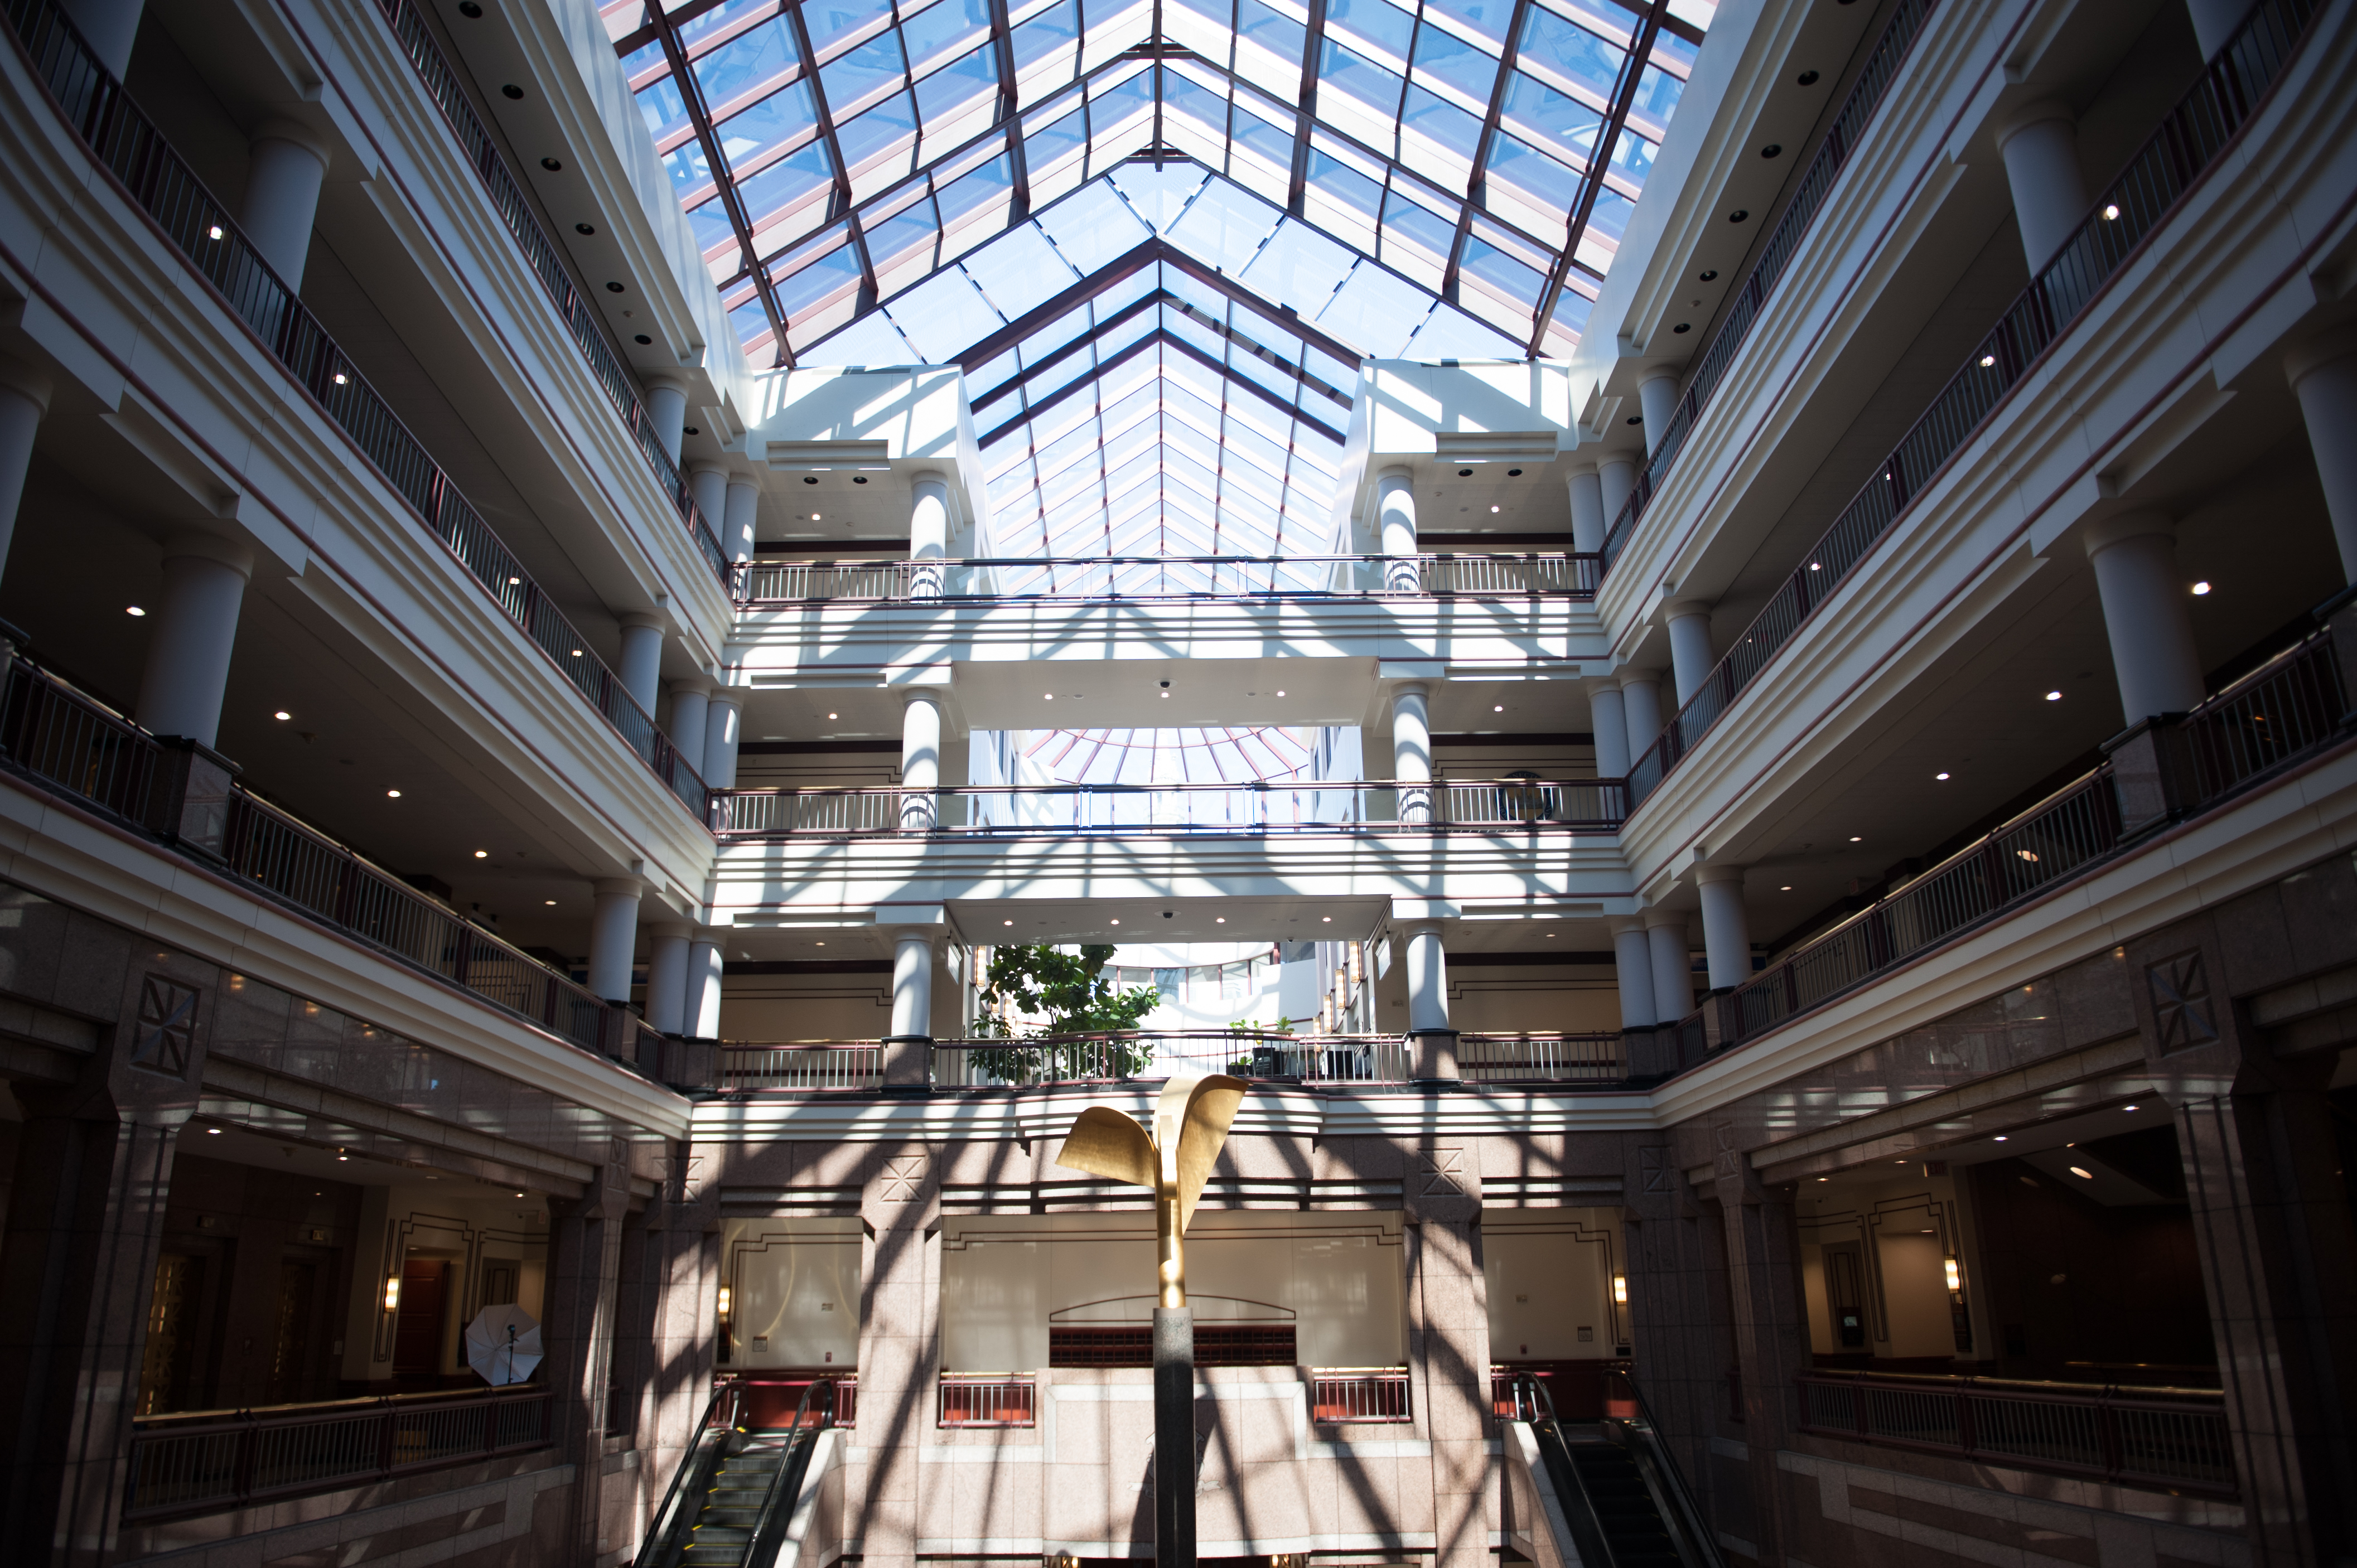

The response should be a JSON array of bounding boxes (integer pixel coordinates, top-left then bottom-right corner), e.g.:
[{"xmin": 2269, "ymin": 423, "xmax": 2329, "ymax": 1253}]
[
  {"xmin": 1504, "ymin": 1373, "xmax": 1725, "ymax": 1568},
  {"xmin": 640, "ymin": 1379, "xmax": 843, "ymax": 1568}
]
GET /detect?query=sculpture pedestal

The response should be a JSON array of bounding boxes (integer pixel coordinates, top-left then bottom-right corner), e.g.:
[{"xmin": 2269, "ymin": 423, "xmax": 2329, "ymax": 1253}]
[{"xmin": 1153, "ymin": 1306, "xmax": 1195, "ymax": 1568}]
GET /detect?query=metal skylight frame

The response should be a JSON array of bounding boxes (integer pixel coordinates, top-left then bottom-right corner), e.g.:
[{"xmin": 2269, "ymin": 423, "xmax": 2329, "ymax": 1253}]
[{"xmin": 606, "ymin": 0, "xmax": 1699, "ymax": 367}]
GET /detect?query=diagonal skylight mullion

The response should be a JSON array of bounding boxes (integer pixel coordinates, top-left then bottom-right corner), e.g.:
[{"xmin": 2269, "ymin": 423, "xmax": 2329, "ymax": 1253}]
[
  {"xmin": 648, "ymin": 12, "xmax": 791, "ymax": 359},
  {"xmin": 1440, "ymin": 0, "xmax": 1535, "ymax": 301},
  {"xmin": 1527, "ymin": 0, "xmax": 1668, "ymax": 354},
  {"xmin": 779, "ymin": 0, "xmax": 883, "ymax": 325}
]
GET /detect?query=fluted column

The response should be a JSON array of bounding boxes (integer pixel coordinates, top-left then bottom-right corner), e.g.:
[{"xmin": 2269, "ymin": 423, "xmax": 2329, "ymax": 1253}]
[
  {"xmin": 1997, "ymin": 104, "xmax": 2088, "ymax": 273},
  {"xmin": 239, "ymin": 120, "xmax": 329, "ymax": 290},
  {"xmin": 2288, "ymin": 334, "xmax": 2357, "ymax": 585},
  {"xmin": 1665, "ymin": 602, "xmax": 1714, "ymax": 706},
  {"xmin": 1645, "ymin": 908, "xmax": 1693, "ymax": 1022},
  {"xmin": 1638, "ymin": 370, "xmax": 1680, "ymax": 457},
  {"xmin": 900, "ymin": 689, "xmax": 942, "ymax": 830},
  {"xmin": 0, "ymin": 360, "xmax": 51, "ymax": 587},
  {"xmin": 618, "ymin": 615, "xmax": 665, "ymax": 715},
  {"xmin": 2085, "ymin": 513, "xmax": 2204, "ymax": 721},
  {"xmin": 137, "ymin": 533, "xmax": 252, "ymax": 748},
  {"xmin": 1696, "ymin": 866, "xmax": 1751, "ymax": 992},
  {"xmin": 909, "ymin": 471, "xmax": 949, "ymax": 597},
  {"xmin": 1377, "ymin": 466, "xmax": 1419, "ymax": 591},
  {"xmin": 588, "ymin": 879, "xmax": 642, "ymax": 1004},
  {"xmin": 646, "ymin": 377, "xmax": 688, "ymax": 464},
  {"xmin": 1612, "ymin": 914, "xmax": 1657, "ymax": 1029},
  {"xmin": 1567, "ymin": 463, "xmax": 1606, "ymax": 554},
  {"xmin": 1589, "ymin": 679, "xmax": 1631, "ymax": 778}
]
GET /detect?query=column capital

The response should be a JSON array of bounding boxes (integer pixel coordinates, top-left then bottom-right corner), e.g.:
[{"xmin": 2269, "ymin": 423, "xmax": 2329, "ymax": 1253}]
[
  {"xmin": 899, "ymin": 683, "xmax": 946, "ymax": 709},
  {"xmin": 593, "ymin": 876, "xmax": 644, "ymax": 899},
  {"xmin": 1663, "ymin": 597, "xmax": 1711, "ymax": 621},
  {"xmin": 1996, "ymin": 98, "xmax": 2075, "ymax": 144},
  {"xmin": 667, "ymin": 675, "xmax": 711, "ymax": 695},
  {"xmin": 161, "ymin": 529, "xmax": 254, "ymax": 576},
  {"xmin": 0, "ymin": 354, "xmax": 53, "ymax": 412},
  {"xmin": 2283, "ymin": 325, "xmax": 2357, "ymax": 386},
  {"xmin": 2083, "ymin": 509, "xmax": 2176, "ymax": 557},
  {"xmin": 1640, "ymin": 904, "xmax": 1687, "ymax": 930},
  {"xmin": 645, "ymin": 371, "xmax": 690, "ymax": 394},
  {"xmin": 1610, "ymin": 913, "xmax": 1648, "ymax": 936},
  {"xmin": 250, "ymin": 117, "xmax": 331, "ymax": 162},
  {"xmin": 1693, "ymin": 863, "xmax": 1747, "ymax": 887},
  {"xmin": 621, "ymin": 609, "xmax": 667, "ymax": 631},
  {"xmin": 1388, "ymin": 679, "xmax": 1429, "ymax": 700}
]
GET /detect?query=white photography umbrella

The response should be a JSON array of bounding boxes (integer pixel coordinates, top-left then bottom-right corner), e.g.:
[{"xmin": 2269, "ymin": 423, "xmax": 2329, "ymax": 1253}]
[{"xmin": 463, "ymin": 1303, "xmax": 543, "ymax": 1386}]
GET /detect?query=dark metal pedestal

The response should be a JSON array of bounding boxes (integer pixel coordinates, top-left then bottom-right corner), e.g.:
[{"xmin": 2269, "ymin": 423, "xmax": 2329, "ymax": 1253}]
[{"xmin": 1153, "ymin": 1306, "xmax": 1195, "ymax": 1568}]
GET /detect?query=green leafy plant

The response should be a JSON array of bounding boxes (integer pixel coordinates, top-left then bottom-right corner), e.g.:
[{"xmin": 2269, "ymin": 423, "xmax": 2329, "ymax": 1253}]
[{"xmin": 965, "ymin": 943, "xmax": 1160, "ymax": 1082}]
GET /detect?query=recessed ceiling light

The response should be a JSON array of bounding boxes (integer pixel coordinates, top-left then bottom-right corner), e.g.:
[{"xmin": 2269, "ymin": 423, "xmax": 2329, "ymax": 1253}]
[
  {"xmin": 2191, "ymin": 580, "xmax": 2211, "ymax": 595},
  {"xmin": 1215, "ymin": 916, "xmax": 1225, "ymax": 923},
  {"xmin": 387, "ymin": 789, "xmax": 403, "ymax": 798},
  {"xmin": 1322, "ymin": 916, "xmax": 1331, "ymax": 922},
  {"xmin": 1848, "ymin": 835, "xmax": 1861, "ymax": 842},
  {"xmin": 2069, "ymin": 1165, "xmax": 2094, "ymax": 1179},
  {"xmin": 1109, "ymin": 917, "xmax": 1119, "ymax": 925},
  {"xmin": 1780, "ymin": 885, "xmax": 1793, "ymax": 891},
  {"xmin": 1698, "ymin": 269, "xmax": 1718, "ymax": 281},
  {"xmin": 827, "ymin": 712, "xmax": 838, "ymax": 719},
  {"xmin": 2102, "ymin": 203, "xmax": 2121, "ymax": 220},
  {"xmin": 474, "ymin": 849, "xmax": 489, "ymax": 858},
  {"xmin": 1993, "ymin": 1135, "xmax": 2008, "ymax": 1141},
  {"xmin": 1816, "ymin": 1176, "xmax": 1828, "ymax": 1182},
  {"xmin": 1043, "ymin": 693, "xmax": 1052, "ymax": 700},
  {"xmin": 1160, "ymin": 690, "xmax": 1169, "ymax": 698},
  {"xmin": 1935, "ymin": 771, "xmax": 1949, "ymax": 780},
  {"xmin": 1003, "ymin": 919, "xmax": 1013, "ymax": 926},
  {"xmin": 206, "ymin": 1126, "xmax": 220, "ymax": 1134},
  {"xmin": 2123, "ymin": 1104, "xmax": 2138, "ymax": 1111},
  {"xmin": 1981, "ymin": 354, "xmax": 1996, "ymax": 367},
  {"xmin": 815, "ymin": 941, "xmax": 824, "ymax": 946},
  {"xmin": 811, "ymin": 512, "xmax": 821, "ymax": 520},
  {"xmin": 544, "ymin": 899, "xmax": 557, "ymax": 906},
  {"xmin": 207, "ymin": 224, "xmax": 223, "ymax": 240},
  {"xmin": 576, "ymin": 222, "xmax": 595, "ymax": 235},
  {"xmin": 125, "ymin": 605, "xmax": 146, "ymax": 616},
  {"xmin": 1276, "ymin": 689, "xmax": 1284, "ymax": 696},
  {"xmin": 1494, "ymin": 704, "xmax": 1504, "ymax": 712},
  {"xmin": 1490, "ymin": 504, "xmax": 1501, "ymax": 513},
  {"xmin": 2046, "ymin": 690, "xmax": 2063, "ymax": 701},
  {"xmin": 274, "ymin": 710, "xmax": 291, "ymax": 720}
]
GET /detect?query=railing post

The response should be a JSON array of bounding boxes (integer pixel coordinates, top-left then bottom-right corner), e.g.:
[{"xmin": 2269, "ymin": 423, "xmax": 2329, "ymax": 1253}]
[{"xmin": 2100, "ymin": 715, "xmax": 2196, "ymax": 839}]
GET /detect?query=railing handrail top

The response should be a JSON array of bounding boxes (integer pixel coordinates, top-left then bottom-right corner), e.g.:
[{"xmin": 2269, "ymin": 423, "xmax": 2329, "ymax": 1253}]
[
  {"xmin": 715, "ymin": 778, "xmax": 1619, "ymax": 797},
  {"xmin": 1799, "ymin": 1368, "xmax": 2224, "ymax": 1401},
  {"xmin": 132, "ymin": 1383, "xmax": 549, "ymax": 1429},
  {"xmin": 2182, "ymin": 625, "xmax": 2332, "ymax": 718},
  {"xmin": 939, "ymin": 1029, "xmax": 1404, "ymax": 1044},
  {"xmin": 746, "ymin": 551, "xmax": 1598, "ymax": 568}
]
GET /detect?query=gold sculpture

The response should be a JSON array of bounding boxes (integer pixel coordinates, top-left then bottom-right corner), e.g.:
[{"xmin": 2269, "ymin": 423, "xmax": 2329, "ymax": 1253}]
[{"xmin": 1054, "ymin": 1073, "xmax": 1246, "ymax": 1307}]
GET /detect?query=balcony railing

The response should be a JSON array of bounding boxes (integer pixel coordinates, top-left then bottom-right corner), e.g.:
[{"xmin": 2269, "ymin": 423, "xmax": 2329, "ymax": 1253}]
[
  {"xmin": 0, "ymin": 0, "xmax": 710, "ymax": 824},
  {"xmin": 716, "ymin": 1042, "xmax": 885, "ymax": 1091},
  {"xmin": 710, "ymin": 778, "xmax": 1627, "ymax": 837},
  {"xmin": 366, "ymin": 0, "xmax": 729, "ymax": 583},
  {"xmin": 1311, "ymin": 1369, "xmax": 1413, "ymax": 1424},
  {"xmin": 931, "ymin": 1032, "xmax": 1413, "ymax": 1087},
  {"xmin": 125, "ymin": 1387, "xmax": 552, "ymax": 1520},
  {"xmin": 1457, "ymin": 1033, "xmax": 1624, "ymax": 1084},
  {"xmin": 937, "ymin": 1374, "xmax": 1035, "ymax": 1428},
  {"xmin": 1796, "ymin": 1372, "xmax": 2234, "ymax": 1497},
  {"xmin": 732, "ymin": 553, "xmax": 1600, "ymax": 603},
  {"xmin": 1600, "ymin": 0, "xmax": 1941, "ymax": 568},
  {"xmin": 1653, "ymin": 623, "xmax": 2350, "ymax": 1069},
  {"xmin": 1625, "ymin": 0, "xmax": 2324, "ymax": 806},
  {"xmin": 0, "ymin": 643, "xmax": 684, "ymax": 1084}
]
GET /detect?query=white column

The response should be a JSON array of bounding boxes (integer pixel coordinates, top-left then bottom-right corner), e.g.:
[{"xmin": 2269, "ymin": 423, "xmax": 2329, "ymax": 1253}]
[
  {"xmin": 646, "ymin": 376, "xmax": 688, "ymax": 464},
  {"xmin": 1377, "ymin": 466, "xmax": 1419, "ymax": 591},
  {"xmin": 667, "ymin": 681, "xmax": 710, "ymax": 770},
  {"xmin": 1403, "ymin": 925, "xmax": 1450, "ymax": 1033},
  {"xmin": 1620, "ymin": 672, "xmax": 1664, "ymax": 768},
  {"xmin": 617, "ymin": 615, "xmax": 664, "ymax": 714},
  {"xmin": 1638, "ymin": 370, "xmax": 1680, "ymax": 457},
  {"xmin": 239, "ymin": 121, "xmax": 329, "ymax": 291},
  {"xmin": 1644, "ymin": 908, "xmax": 1692, "ymax": 1022},
  {"xmin": 1696, "ymin": 867, "xmax": 1752, "ymax": 993},
  {"xmin": 723, "ymin": 476, "xmax": 760, "ymax": 563},
  {"xmin": 60, "ymin": 0, "xmax": 142, "ymax": 77},
  {"xmin": 1611, "ymin": 915, "xmax": 1657, "ymax": 1029},
  {"xmin": 0, "ymin": 361, "xmax": 51, "ymax": 585},
  {"xmin": 2186, "ymin": 0, "xmax": 2257, "ymax": 58},
  {"xmin": 2085, "ymin": 514, "xmax": 2204, "ymax": 720},
  {"xmin": 689, "ymin": 463, "xmax": 729, "ymax": 533},
  {"xmin": 1566, "ymin": 464, "xmax": 1606, "ymax": 555},
  {"xmin": 1390, "ymin": 681, "xmax": 1432, "ymax": 823},
  {"xmin": 137, "ymin": 533, "xmax": 252, "ymax": 748},
  {"xmin": 2288, "ymin": 336, "xmax": 2357, "ymax": 584},
  {"xmin": 1665, "ymin": 602, "xmax": 1714, "ymax": 706},
  {"xmin": 1597, "ymin": 453, "xmax": 1636, "ymax": 533},
  {"xmin": 703, "ymin": 694, "xmax": 742, "ymax": 789},
  {"xmin": 1997, "ymin": 105, "xmax": 2088, "ymax": 273},
  {"xmin": 687, "ymin": 932, "xmax": 726, "ymax": 1039},
  {"xmin": 588, "ymin": 879, "xmax": 643, "ymax": 1003},
  {"xmin": 643, "ymin": 923, "xmax": 692, "ymax": 1034},
  {"xmin": 910, "ymin": 471, "xmax": 950, "ymax": 597},
  {"xmin": 1589, "ymin": 680, "xmax": 1631, "ymax": 778},
  {"xmin": 900, "ymin": 688, "xmax": 943, "ymax": 829},
  {"xmin": 889, "ymin": 931, "xmax": 935, "ymax": 1041}
]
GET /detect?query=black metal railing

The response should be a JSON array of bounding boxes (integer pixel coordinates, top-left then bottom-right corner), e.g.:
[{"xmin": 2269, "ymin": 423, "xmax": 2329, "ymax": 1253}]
[
  {"xmin": 0, "ymin": 645, "xmax": 682, "ymax": 1085},
  {"xmin": 368, "ymin": 0, "xmax": 730, "ymax": 583},
  {"xmin": 1797, "ymin": 1372, "xmax": 2234, "ymax": 1497},
  {"xmin": 124, "ymin": 1387, "xmax": 552, "ymax": 1519},
  {"xmin": 0, "ymin": 0, "xmax": 709, "ymax": 824},
  {"xmin": 1624, "ymin": 0, "xmax": 2324, "ymax": 805},
  {"xmin": 1598, "ymin": 0, "xmax": 1941, "ymax": 567},
  {"xmin": 732, "ymin": 553, "xmax": 1602, "ymax": 603},
  {"xmin": 1652, "ymin": 626, "xmax": 2348, "ymax": 1069}
]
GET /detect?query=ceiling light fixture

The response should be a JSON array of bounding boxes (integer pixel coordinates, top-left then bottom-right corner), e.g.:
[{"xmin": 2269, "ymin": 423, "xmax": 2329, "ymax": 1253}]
[
  {"xmin": 475, "ymin": 849, "xmax": 489, "ymax": 858},
  {"xmin": 1994, "ymin": 1135, "xmax": 2008, "ymax": 1141},
  {"xmin": 274, "ymin": 710, "xmax": 291, "ymax": 720},
  {"xmin": 126, "ymin": 605, "xmax": 146, "ymax": 616},
  {"xmin": 1494, "ymin": 704, "xmax": 1504, "ymax": 712},
  {"xmin": 1981, "ymin": 354, "xmax": 1997, "ymax": 367},
  {"xmin": 2191, "ymin": 580, "xmax": 2211, "ymax": 595},
  {"xmin": 2046, "ymin": 690, "xmax": 2063, "ymax": 701},
  {"xmin": 387, "ymin": 789, "xmax": 403, "ymax": 798},
  {"xmin": 207, "ymin": 1126, "xmax": 220, "ymax": 1134},
  {"xmin": 1215, "ymin": 916, "xmax": 1226, "ymax": 923},
  {"xmin": 1848, "ymin": 835, "xmax": 1861, "ymax": 842},
  {"xmin": 544, "ymin": 899, "xmax": 557, "ymax": 906},
  {"xmin": 2069, "ymin": 1165, "xmax": 2094, "ymax": 1179},
  {"xmin": 1780, "ymin": 884, "xmax": 1792, "ymax": 891},
  {"xmin": 1490, "ymin": 505, "xmax": 1501, "ymax": 513},
  {"xmin": 1276, "ymin": 689, "xmax": 1284, "ymax": 696},
  {"xmin": 827, "ymin": 712, "xmax": 838, "ymax": 719},
  {"xmin": 2123, "ymin": 1104, "xmax": 2139, "ymax": 1111},
  {"xmin": 2102, "ymin": 203, "xmax": 2121, "ymax": 220},
  {"xmin": 1003, "ymin": 919, "xmax": 1013, "ymax": 926},
  {"xmin": 1108, "ymin": 917, "xmax": 1119, "ymax": 925},
  {"xmin": 1935, "ymin": 771, "xmax": 1950, "ymax": 780}
]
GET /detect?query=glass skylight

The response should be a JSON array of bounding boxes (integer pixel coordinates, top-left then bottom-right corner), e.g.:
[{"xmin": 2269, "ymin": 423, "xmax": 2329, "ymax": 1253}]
[
  {"xmin": 605, "ymin": 0, "xmax": 1706, "ymax": 366},
  {"xmin": 1028, "ymin": 725, "xmax": 1316, "ymax": 784}
]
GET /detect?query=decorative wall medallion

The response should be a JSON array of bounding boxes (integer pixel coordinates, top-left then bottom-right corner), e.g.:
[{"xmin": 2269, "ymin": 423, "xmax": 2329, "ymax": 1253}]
[
  {"xmin": 1639, "ymin": 1146, "xmax": 1669, "ymax": 1194},
  {"xmin": 133, "ymin": 975, "xmax": 199, "ymax": 1076},
  {"xmin": 1414, "ymin": 1147, "xmax": 1465, "ymax": 1196},
  {"xmin": 2146, "ymin": 950, "xmax": 2218, "ymax": 1052},
  {"xmin": 877, "ymin": 1155, "xmax": 926, "ymax": 1201}
]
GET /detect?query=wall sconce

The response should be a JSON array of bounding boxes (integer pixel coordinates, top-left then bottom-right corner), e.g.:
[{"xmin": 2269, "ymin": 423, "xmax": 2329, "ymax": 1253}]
[
  {"xmin": 717, "ymin": 1284, "xmax": 732, "ymax": 1319},
  {"xmin": 1944, "ymin": 1256, "xmax": 1962, "ymax": 1293},
  {"xmin": 1612, "ymin": 1275, "xmax": 1627, "ymax": 1304},
  {"xmin": 383, "ymin": 1275, "xmax": 402, "ymax": 1314}
]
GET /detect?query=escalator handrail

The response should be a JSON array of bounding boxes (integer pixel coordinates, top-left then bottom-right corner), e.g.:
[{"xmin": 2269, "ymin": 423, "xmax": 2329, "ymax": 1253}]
[
  {"xmin": 742, "ymin": 1377, "xmax": 839, "ymax": 1568},
  {"xmin": 1508, "ymin": 1373, "xmax": 1626, "ymax": 1568},
  {"xmin": 1606, "ymin": 1375, "xmax": 1728, "ymax": 1568},
  {"xmin": 640, "ymin": 1382, "xmax": 745, "ymax": 1568}
]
